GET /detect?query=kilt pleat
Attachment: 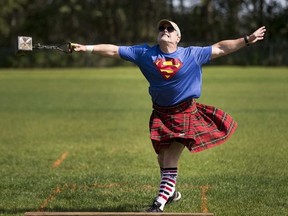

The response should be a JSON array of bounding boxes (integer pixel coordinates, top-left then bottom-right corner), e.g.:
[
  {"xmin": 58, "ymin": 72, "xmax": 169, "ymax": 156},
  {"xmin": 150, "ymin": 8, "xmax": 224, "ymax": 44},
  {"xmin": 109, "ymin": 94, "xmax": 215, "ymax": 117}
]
[{"xmin": 149, "ymin": 99, "xmax": 237, "ymax": 154}]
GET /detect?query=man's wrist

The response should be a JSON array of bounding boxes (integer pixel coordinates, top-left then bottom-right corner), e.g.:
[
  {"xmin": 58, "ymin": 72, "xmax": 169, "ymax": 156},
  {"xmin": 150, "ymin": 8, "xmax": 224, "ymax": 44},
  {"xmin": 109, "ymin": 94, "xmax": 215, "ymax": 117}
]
[
  {"xmin": 85, "ymin": 45, "xmax": 94, "ymax": 53},
  {"xmin": 244, "ymin": 35, "xmax": 250, "ymax": 46}
]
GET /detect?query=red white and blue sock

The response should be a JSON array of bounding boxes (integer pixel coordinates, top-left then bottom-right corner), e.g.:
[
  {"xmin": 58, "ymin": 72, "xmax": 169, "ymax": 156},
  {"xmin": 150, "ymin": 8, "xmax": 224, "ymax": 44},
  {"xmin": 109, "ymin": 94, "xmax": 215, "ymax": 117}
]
[{"xmin": 156, "ymin": 167, "xmax": 178, "ymax": 211}]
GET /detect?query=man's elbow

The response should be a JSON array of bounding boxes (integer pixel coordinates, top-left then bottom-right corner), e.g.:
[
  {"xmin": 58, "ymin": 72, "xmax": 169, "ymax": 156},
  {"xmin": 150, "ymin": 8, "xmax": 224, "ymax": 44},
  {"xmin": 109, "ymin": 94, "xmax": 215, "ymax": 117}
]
[
  {"xmin": 102, "ymin": 51, "xmax": 119, "ymax": 58},
  {"xmin": 211, "ymin": 46, "xmax": 225, "ymax": 59},
  {"xmin": 104, "ymin": 45, "xmax": 120, "ymax": 58}
]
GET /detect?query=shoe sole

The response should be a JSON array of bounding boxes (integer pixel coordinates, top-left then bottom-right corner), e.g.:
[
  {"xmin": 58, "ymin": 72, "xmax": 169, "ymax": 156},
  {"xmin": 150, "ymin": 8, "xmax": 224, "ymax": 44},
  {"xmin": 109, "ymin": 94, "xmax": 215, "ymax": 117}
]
[
  {"xmin": 173, "ymin": 191, "xmax": 181, "ymax": 202},
  {"xmin": 166, "ymin": 191, "xmax": 181, "ymax": 205}
]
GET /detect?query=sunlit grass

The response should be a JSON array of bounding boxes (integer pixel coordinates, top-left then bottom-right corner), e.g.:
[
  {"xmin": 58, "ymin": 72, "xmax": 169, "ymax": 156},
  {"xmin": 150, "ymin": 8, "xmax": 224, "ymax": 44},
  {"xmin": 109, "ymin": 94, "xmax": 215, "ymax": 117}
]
[{"xmin": 0, "ymin": 67, "xmax": 287, "ymax": 216}]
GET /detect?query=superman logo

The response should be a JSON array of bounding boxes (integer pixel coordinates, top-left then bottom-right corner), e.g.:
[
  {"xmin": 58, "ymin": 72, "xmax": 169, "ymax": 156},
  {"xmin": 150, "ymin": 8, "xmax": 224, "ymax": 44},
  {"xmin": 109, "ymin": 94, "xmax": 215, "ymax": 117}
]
[{"xmin": 154, "ymin": 58, "xmax": 183, "ymax": 80}]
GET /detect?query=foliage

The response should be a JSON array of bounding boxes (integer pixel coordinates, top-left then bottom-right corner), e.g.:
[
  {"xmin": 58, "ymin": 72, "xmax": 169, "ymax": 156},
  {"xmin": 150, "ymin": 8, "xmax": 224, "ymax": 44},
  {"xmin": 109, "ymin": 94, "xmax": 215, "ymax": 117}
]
[{"xmin": 0, "ymin": 0, "xmax": 287, "ymax": 67}]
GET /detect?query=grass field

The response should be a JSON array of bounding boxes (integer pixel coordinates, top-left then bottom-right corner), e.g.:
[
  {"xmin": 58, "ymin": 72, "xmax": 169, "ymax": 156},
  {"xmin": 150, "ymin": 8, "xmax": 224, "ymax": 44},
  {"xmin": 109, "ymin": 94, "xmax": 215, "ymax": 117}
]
[{"xmin": 0, "ymin": 67, "xmax": 287, "ymax": 216}]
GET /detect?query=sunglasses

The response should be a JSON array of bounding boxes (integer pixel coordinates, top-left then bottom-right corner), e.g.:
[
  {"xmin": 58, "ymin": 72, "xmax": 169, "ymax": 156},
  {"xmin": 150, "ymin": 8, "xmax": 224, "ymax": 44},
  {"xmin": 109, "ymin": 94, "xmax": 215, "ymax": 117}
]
[{"xmin": 158, "ymin": 26, "xmax": 175, "ymax": 33}]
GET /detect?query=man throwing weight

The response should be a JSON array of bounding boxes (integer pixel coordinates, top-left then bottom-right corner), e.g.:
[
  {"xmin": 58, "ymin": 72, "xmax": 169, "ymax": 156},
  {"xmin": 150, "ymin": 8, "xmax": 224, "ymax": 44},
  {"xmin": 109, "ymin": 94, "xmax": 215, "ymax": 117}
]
[{"xmin": 72, "ymin": 19, "xmax": 266, "ymax": 212}]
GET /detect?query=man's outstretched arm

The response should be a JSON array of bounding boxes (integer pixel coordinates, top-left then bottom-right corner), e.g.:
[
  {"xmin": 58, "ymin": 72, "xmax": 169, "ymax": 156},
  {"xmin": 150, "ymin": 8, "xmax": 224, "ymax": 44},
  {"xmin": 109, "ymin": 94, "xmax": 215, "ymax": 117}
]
[
  {"xmin": 211, "ymin": 26, "xmax": 266, "ymax": 60},
  {"xmin": 71, "ymin": 43, "xmax": 120, "ymax": 58}
]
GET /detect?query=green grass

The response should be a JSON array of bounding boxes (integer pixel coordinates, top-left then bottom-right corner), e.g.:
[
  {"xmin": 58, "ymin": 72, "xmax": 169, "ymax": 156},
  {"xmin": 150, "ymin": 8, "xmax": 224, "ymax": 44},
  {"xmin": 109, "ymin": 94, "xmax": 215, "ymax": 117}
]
[{"xmin": 0, "ymin": 67, "xmax": 287, "ymax": 216}]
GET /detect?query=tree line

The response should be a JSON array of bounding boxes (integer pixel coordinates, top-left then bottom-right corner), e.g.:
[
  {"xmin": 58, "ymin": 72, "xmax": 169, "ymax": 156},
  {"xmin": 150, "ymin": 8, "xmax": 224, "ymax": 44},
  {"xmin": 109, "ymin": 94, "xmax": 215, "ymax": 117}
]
[{"xmin": 0, "ymin": 0, "xmax": 287, "ymax": 67}]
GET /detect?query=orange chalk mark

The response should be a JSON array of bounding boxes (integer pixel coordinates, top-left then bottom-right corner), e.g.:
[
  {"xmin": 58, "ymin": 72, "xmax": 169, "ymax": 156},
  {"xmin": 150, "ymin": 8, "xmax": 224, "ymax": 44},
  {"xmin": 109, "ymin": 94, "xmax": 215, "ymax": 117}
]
[
  {"xmin": 200, "ymin": 185, "xmax": 211, "ymax": 213},
  {"xmin": 52, "ymin": 152, "xmax": 68, "ymax": 168},
  {"xmin": 38, "ymin": 186, "xmax": 62, "ymax": 211}
]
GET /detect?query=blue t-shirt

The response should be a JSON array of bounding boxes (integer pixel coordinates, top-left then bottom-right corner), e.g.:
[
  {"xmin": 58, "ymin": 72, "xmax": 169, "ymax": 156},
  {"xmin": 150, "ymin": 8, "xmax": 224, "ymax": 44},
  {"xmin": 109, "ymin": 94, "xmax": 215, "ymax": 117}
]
[{"xmin": 119, "ymin": 44, "xmax": 211, "ymax": 106}]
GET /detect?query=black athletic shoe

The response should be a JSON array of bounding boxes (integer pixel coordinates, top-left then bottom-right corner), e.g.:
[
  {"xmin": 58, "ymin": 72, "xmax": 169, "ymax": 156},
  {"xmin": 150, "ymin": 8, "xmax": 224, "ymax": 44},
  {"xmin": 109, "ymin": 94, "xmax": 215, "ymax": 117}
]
[
  {"xmin": 166, "ymin": 191, "xmax": 182, "ymax": 204},
  {"xmin": 146, "ymin": 200, "xmax": 163, "ymax": 212}
]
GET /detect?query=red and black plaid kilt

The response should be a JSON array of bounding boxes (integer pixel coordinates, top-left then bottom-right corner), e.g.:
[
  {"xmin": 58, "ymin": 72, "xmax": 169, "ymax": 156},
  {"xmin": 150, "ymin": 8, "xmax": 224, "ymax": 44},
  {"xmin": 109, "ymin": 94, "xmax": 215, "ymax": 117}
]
[{"xmin": 149, "ymin": 99, "xmax": 238, "ymax": 154}]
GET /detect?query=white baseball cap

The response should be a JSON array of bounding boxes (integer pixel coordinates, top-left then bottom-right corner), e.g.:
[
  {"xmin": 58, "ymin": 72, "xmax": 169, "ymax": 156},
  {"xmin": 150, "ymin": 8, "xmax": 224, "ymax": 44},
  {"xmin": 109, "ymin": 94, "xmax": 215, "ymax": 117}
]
[{"xmin": 157, "ymin": 19, "xmax": 181, "ymax": 37}]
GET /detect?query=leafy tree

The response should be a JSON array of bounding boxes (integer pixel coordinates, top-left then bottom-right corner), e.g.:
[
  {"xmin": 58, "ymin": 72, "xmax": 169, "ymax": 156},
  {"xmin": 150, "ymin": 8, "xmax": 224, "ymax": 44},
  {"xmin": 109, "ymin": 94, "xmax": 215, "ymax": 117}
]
[{"xmin": 0, "ymin": 0, "xmax": 286, "ymax": 67}]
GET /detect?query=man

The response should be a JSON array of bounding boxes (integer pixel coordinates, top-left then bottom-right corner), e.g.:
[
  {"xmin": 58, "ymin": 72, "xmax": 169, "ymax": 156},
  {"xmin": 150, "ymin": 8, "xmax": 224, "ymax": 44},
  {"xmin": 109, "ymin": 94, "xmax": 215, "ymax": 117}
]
[{"xmin": 72, "ymin": 19, "xmax": 266, "ymax": 212}]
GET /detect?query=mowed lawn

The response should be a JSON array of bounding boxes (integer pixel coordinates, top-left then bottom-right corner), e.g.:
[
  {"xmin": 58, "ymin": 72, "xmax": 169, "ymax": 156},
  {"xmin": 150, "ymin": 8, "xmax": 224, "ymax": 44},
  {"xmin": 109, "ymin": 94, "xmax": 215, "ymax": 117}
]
[{"xmin": 0, "ymin": 67, "xmax": 287, "ymax": 216}]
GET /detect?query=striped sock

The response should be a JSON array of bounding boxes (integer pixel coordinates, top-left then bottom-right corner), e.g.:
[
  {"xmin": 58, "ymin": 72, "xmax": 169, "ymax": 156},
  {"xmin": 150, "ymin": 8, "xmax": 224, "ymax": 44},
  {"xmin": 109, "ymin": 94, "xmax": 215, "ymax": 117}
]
[{"xmin": 156, "ymin": 167, "xmax": 178, "ymax": 211}]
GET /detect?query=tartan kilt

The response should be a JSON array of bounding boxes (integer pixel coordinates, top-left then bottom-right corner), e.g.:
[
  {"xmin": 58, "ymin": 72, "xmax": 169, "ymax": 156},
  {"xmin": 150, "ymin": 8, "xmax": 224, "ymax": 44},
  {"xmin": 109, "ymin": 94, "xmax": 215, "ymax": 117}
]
[{"xmin": 149, "ymin": 99, "xmax": 238, "ymax": 154}]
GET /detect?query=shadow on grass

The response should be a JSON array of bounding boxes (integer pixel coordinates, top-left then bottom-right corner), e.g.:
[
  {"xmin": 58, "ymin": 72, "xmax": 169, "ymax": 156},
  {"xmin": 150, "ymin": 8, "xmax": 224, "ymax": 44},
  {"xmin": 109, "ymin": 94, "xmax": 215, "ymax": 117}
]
[
  {"xmin": 0, "ymin": 204, "xmax": 149, "ymax": 214},
  {"xmin": 50, "ymin": 204, "xmax": 148, "ymax": 212}
]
